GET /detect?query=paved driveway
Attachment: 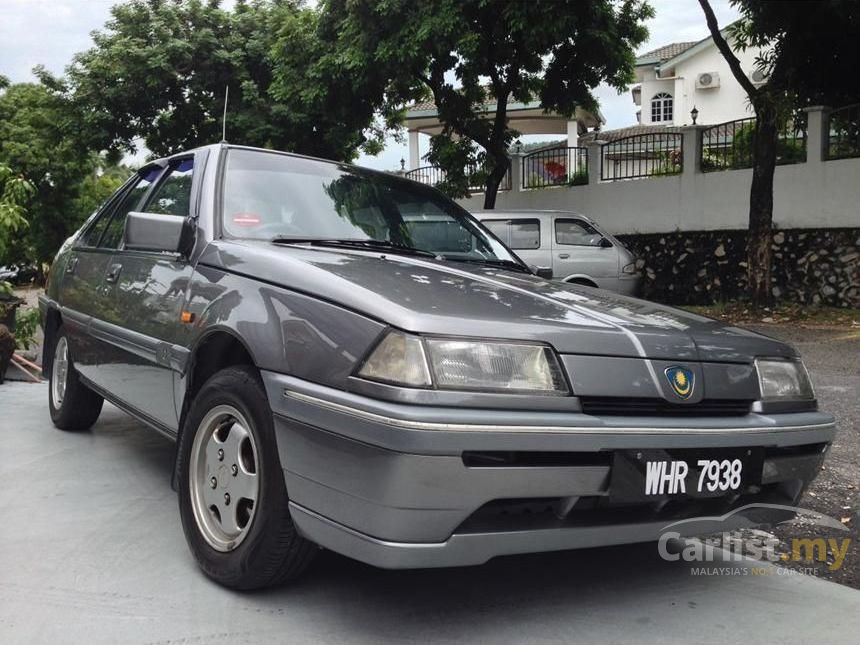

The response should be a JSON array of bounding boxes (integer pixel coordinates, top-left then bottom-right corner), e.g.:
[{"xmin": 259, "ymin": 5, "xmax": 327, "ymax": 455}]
[{"xmin": 1, "ymin": 381, "xmax": 858, "ymax": 644}]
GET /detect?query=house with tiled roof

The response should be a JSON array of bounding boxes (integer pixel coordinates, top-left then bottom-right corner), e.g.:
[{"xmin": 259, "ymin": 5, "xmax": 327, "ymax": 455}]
[{"xmin": 632, "ymin": 29, "xmax": 765, "ymax": 127}]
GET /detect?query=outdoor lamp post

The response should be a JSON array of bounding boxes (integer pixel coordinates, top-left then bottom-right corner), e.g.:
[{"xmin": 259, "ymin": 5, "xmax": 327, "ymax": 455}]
[{"xmin": 690, "ymin": 106, "xmax": 699, "ymax": 125}]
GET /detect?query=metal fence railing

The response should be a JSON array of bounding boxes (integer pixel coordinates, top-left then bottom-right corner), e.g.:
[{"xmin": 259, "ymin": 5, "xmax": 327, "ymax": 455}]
[
  {"xmin": 404, "ymin": 164, "xmax": 511, "ymax": 193},
  {"xmin": 521, "ymin": 147, "xmax": 588, "ymax": 189},
  {"xmin": 827, "ymin": 103, "xmax": 860, "ymax": 160},
  {"xmin": 600, "ymin": 132, "xmax": 683, "ymax": 181},
  {"xmin": 700, "ymin": 115, "xmax": 807, "ymax": 172}
]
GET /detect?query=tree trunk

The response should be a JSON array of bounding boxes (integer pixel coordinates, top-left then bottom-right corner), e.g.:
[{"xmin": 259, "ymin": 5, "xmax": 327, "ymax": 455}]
[
  {"xmin": 482, "ymin": 154, "xmax": 509, "ymax": 210},
  {"xmin": 746, "ymin": 104, "xmax": 779, "ymax": 309}
]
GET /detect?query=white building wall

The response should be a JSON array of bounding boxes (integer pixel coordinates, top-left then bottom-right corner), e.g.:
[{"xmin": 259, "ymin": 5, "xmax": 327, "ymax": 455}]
[
  {"xmin": 458, "ymin": 157, "xmax": 860, "ymax": 235},
  {"xmin": 672, "ymin": 43, "xmax": 761, "ymax": 125},
  {"xmin": 638, "ymin": 41, "xmax": 764, "ymax": 127}
]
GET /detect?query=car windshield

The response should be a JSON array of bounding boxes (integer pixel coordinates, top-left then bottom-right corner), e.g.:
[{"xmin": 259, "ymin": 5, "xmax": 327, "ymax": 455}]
[{"xmin": 221, "ymin": 148, "xmax": 521, "ymax": 265}]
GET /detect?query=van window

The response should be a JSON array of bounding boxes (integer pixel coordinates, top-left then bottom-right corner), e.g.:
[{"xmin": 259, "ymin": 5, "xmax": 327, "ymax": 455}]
[
  {"xmin": 483, "ymin": 218, "xmax": 540, "ymax": 250},
  {"xmin": 555, "ymin": 218, "xmax": 603, "ymax": 246}
]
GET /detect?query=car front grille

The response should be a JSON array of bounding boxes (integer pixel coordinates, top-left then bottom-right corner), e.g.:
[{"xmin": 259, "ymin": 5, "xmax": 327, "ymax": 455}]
[{"xmin": 578, "ymin": 396, "xmax": 752, "ymax": 417}]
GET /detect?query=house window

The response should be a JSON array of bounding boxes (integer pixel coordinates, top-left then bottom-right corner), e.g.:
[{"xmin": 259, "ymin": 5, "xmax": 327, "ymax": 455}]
[{"xmin": 651, "ymin": 92, "xmax": 673, "ymax": 123}]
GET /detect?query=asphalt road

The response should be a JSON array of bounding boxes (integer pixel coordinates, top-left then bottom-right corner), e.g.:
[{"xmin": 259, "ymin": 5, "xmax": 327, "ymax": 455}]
[{"xmin": 1, "ymin": 373, "xmax": 858, "ymax": 644}]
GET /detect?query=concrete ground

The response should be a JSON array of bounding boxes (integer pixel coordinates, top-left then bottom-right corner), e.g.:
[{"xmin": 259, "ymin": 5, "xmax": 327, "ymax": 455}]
[{"xmin": 1, "ymin": 377, "xmax": 859, "ymax": 644}]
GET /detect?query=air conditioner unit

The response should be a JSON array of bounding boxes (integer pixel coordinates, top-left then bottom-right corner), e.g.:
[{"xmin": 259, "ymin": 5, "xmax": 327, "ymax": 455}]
[
  {"xmin": 749, "ymin": 68, "xmax": 769, "ymax": 85},
  {"xmin": 696, "ymin": 72, "xmax": 720, "ymax": 89}
]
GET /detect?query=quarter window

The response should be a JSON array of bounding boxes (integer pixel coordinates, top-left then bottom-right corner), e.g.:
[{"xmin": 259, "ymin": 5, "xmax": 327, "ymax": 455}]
[
  {"xmin": 651, "ymin": 92, "xmax": 673, "ymax": 123},
  {"xmin": 483, "ymin": 218, "xmax": 540, "ymax": 250},
  {"xmin": 555, "ymin": 219, "xmax": 603, "ymax": 246}
]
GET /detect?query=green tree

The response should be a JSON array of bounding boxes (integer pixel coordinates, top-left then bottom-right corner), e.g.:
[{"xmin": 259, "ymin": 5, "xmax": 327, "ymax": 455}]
[
  {"xmin": 0, "ymin": 163, "xmax": 35, "ymax": 263},
  {"xmin": 699, "ymin": 0, "xmax": 860, "ymax": 308},
  {"xmin": 0, "ymin": 83, "xmax": 101, "ymax": 267},
  {"xmin": 313, "ymin": 0, "xmax": 652, "ymax": 208},
  {"xmin": 66, "ymin": 0, "xmax": 378, "ymax": 160}
]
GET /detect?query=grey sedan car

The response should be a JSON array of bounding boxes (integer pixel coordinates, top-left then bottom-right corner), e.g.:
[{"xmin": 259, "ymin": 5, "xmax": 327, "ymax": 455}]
[{"xmin": 40, "ymin": 144, "xmax": 835, "ymax": 589}]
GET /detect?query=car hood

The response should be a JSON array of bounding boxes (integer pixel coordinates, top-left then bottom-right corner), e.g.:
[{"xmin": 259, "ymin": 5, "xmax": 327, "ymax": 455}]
[{"xmin": 199, "ymin": 240, "xmax": 795, "ymax": 363}]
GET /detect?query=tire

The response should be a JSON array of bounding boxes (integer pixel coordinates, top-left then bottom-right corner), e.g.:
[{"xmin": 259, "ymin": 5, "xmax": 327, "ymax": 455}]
[
  {"xmin": 177, "ymin": 365, "xmax": 317, "ymax": 589},
  {"xmin": 48, "ymin": 327, "xmax": 104, "ymax": 431}
]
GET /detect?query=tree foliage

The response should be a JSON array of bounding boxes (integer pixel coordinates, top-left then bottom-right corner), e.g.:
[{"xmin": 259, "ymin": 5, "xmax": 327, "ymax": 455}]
[
  {"xmin": 0, "ymin": 83, "xmax": 108, "ymax": 266},
  {"xmin": 65, "ymin": 0, "xmax": 381, "ymax": 161},
  {"xmin": 316, "ymin": 0, "xmax": 652, "ymax": 207},
  {"xmin": 700, "ymin": 0, "xmax": 860, "ymax": 308}
]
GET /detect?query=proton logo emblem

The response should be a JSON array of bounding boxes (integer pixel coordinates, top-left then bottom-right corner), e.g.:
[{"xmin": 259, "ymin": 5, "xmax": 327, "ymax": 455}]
[{"xmin": 665, "ymin": 366, "xmax": 694, "ymax": 399}]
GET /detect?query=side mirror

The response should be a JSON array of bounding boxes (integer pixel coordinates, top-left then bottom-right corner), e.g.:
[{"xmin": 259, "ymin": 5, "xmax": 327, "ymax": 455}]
[
  {"xmin": 530, "ymin": 265, "xmax": 554, "ymax": 279},
  {"xmin": 599, "ymin": 237, "xmax": 613, "ymax": 249},
  {"xmin": 124, "ymin": 212, "xmax": 196, "ymax": 256}
]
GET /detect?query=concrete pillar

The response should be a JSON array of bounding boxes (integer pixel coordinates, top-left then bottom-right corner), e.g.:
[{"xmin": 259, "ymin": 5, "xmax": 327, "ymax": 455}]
[
  {"xmin": 680, "ymin": 125, "xmax": 705, "ymax": 176},
  {"xmin": 566, "ymin": 120, "xmax": 579, "ymax": 148},
  {"xmin": 803, "ymin": 105, "xmax": 830, "ymax": 165},
  {"xmin": 586, "ymin": 141, "xmax": 605, "ymax": 183},
  {"xmin": 509, "ymin": 153, "xmax": 523, "ymax": 193},
  {"xmin": 408, "ymin": 130, "xmax": 420, "ymax": 170}
]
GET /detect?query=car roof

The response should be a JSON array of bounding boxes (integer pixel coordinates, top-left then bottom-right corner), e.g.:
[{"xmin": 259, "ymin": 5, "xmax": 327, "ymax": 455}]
[{"xmin": 142, "ymin": 143, "xmax": 401, "ymax": 185}]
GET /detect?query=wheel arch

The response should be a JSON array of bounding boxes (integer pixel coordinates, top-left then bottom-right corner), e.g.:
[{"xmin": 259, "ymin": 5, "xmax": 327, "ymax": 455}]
[
  {"xmin": 173, "ymin": 327, "xmax": 261, "ymax": 489},
  {"xmin": 562, "ymin": 274, "xmax": 599, "ymax": 288}
]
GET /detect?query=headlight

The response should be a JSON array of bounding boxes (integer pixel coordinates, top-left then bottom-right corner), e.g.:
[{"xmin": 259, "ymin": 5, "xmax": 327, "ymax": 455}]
[
  {"xmin": 622, "ymin": 261, "xmax": 637, "ymax": 275},
  {"xmin": 358, "ymin": 331, "xmax": 432, "ymax": 387},
  {"xmin": 755, "ymin": 358, "xmax": 814, "ymax": 400},
  {"xmin": 357, "ymin": 331, "xmax": 568, "ymax": 394}
]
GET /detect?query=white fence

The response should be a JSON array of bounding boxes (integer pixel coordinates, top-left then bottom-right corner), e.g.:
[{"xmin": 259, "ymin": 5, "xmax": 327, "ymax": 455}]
[{"xmin": 457, "ymin": 106, "xmax": 860, "ymax": 234}]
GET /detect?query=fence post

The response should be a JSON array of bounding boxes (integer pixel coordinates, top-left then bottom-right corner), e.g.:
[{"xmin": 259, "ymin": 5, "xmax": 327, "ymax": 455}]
[
  {"xmin": 587, "ymin": 141, "xmax": 605, "ymax": 184},
  {"xmin": 680, "ymin": 125, "xmax": 705, "ymax": 176},
  {"xmin": 803, "ymin": 105, "xmax": 830, "ymax": 164},
  {"xmin": 509, "ymin": 153, "xmax": 523, "ymax": 193}
]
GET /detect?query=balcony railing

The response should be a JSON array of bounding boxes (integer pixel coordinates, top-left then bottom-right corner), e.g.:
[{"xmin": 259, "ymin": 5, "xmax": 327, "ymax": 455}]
[
  {"xmin": 521, "ymin": 147, "xmax": 588, "ymax": 189},
  {"xmin": 600, "ymin": 132, "xmax": 683, "ymax": 181},
  {"xmin": 827, "ymin": 103, "xmax": 860, "ymax": 160},
  {"xmin": 700, "ymin": 115, "xmax": 807, "ymax": 172}
]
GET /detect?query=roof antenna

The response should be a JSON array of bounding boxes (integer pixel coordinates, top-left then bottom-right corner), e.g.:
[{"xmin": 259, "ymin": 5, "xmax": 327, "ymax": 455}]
[{"xmin": 220, "ymin": 85, "xmax": 229, "ymax": 143}]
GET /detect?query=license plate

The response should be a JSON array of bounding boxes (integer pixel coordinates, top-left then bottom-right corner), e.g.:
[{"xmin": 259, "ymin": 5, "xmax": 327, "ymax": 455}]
[{"xmin": 609, "ymin": 448, "xmax": 764, "ymax": 503}]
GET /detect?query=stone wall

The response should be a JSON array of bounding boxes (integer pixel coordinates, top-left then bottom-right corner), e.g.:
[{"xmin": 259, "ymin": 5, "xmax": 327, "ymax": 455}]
[{"xmin": 616, "ymin": 228, "xmax": 860, "ymax": 308}]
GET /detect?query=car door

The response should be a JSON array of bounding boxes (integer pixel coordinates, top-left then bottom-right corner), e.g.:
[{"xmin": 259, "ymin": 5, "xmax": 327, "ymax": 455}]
[
  {"xmin": 97, "ymin": 156, "xmax": 198, "ymax": 430},
  {"xmin": 551, "ymin": 216, "xmax": 619, "ymax": 284},
  {"xmin": 57, "ymin": 199, "xmax": 123, "ymax": 383},
  {"xmin": 481, "ymin": 217, "xmax": 546, "ymax": 267}
]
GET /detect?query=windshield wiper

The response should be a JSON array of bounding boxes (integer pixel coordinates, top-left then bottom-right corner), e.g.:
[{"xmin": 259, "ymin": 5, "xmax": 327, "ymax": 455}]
[
  {"xmin": 444, "ymin": 256, "xmax": 532, "ymax": 274},
  {"xmin": 271, "ymin": 236, "xmax": 441, "ymax": 259}
]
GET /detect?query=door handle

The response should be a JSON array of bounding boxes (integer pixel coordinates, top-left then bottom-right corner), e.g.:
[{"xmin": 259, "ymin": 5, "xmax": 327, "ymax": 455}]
[
  {"xmin": 558, "ymin": 253, "xmax": 570, "ymax": 259},
  {"xmin": 105, "ymin": 263, "xmax": 123, "ymax": 283},
  {"xmin": 65, "ymin": 256, "xmax": 79, "ymax": 274}
]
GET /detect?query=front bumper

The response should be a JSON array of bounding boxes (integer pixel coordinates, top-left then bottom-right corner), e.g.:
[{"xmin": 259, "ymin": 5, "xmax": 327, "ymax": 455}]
[{"xmin": 263, "ymin": 371, "xmax": 836, "ymax": 569}]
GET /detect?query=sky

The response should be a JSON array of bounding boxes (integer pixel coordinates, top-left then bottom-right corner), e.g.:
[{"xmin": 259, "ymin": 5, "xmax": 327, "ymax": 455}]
[{"xmin": 0, "ymin": 0, "xmax": 740, "ymax": 170}]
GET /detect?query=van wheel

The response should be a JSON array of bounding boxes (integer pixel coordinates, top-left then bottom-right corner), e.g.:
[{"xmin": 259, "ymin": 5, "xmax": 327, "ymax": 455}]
[
  {"xmin": 48, "ymin": 328, "xmax": 104, "ymax": 431},
  {"xmin": 177, "ymin": 365, "xmax": 317, "ymax": 589}
]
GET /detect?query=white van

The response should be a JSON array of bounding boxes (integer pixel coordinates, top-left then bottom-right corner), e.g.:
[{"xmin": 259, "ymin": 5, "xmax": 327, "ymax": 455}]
[{"xmin": 473, "ymin": 210, "xmax": 641, "ymax": 296}]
